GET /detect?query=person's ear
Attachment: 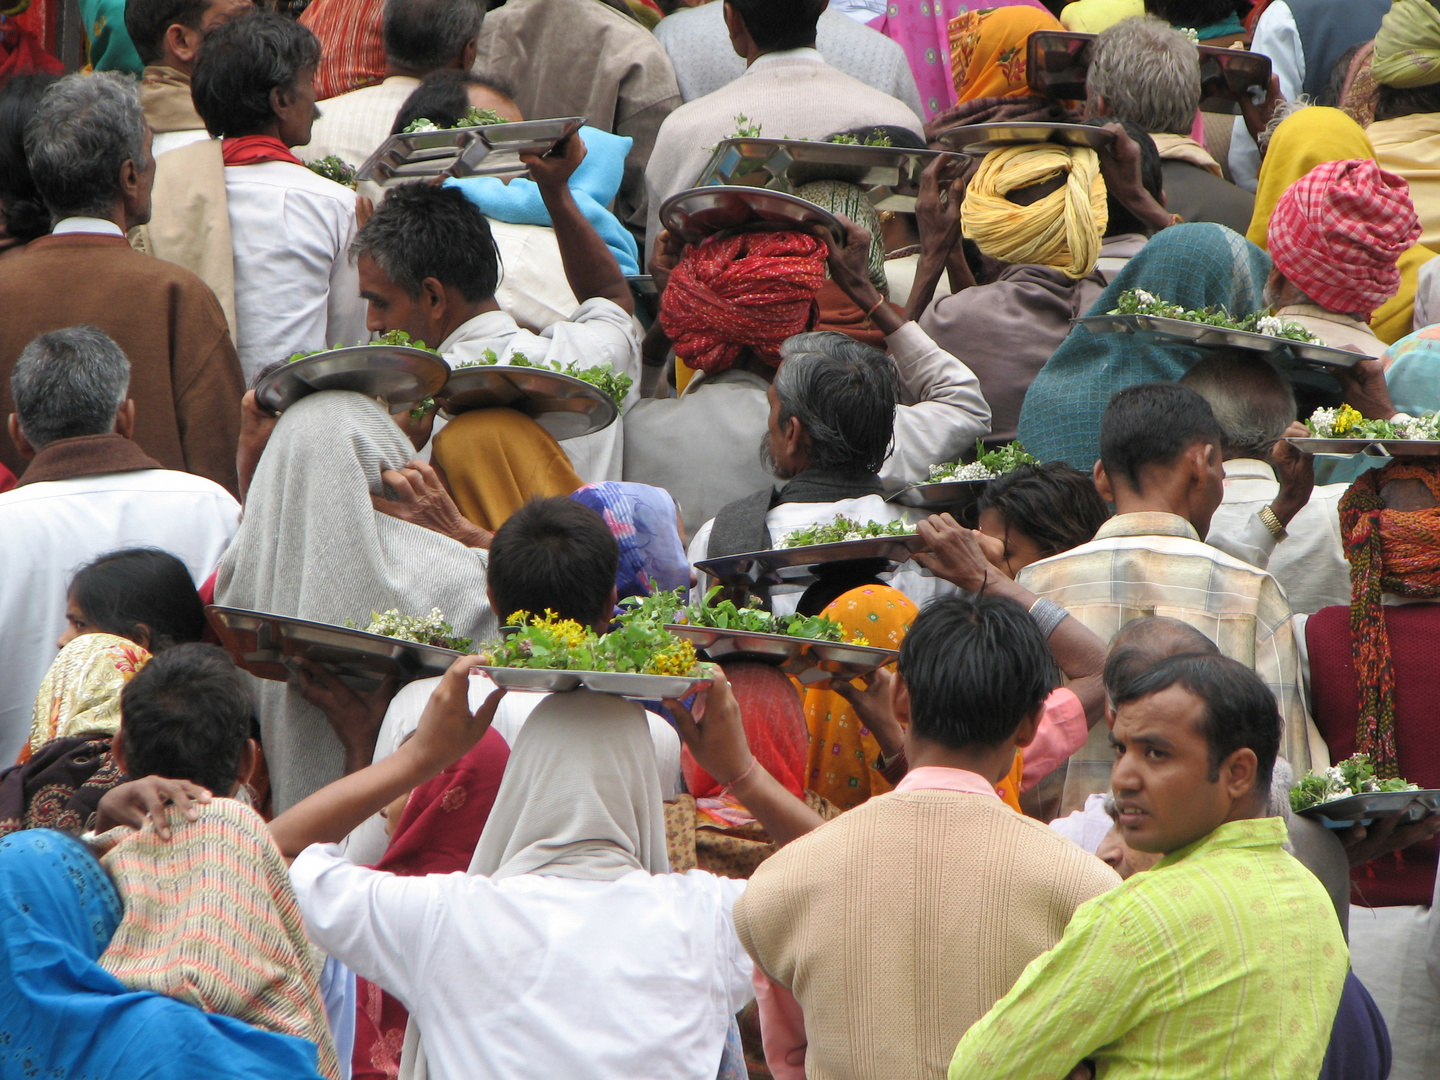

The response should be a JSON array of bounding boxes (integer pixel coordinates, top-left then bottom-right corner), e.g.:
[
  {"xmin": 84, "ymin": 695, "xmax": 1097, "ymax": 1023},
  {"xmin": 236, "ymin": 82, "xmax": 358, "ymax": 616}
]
[
  {"xmin": 8, "ymin": 413, "xmax": 34, "ymax": 460},
  {"xmin": 114, "ymin": 399, "xmax": 136, "ymax": 439},
  {"xmin": 1012, "ymin": 700, "xmax": 1046, "ymax": 749},
  {"xmin": 128, "ymin": 623, "xmax": 154, "ymax": 651},
  {"xmin": 420, "ymin": 277, "xmax": 448, "ymax": 322},
  {"xmin": 111, "ymin": 727, "xmax": 128, "ymax": 775},
  {"xmin": 486, "ymin": 584, "xmax": 501, "ymax": 619},
  {"xmin": 165, "ymin": 22, "xmax": 202, "ymax": 65},
  {"xmin": 1093, "ymin": 459, "xmax": 1114, "ymax": 503},
  {"xmin": 783, "ymin": 414, "xmax": 806, "ymax": 456},
  {"xmin": 269, "ymin": 83, "xmax": 293, "ymax": 121},
  {"xmin": 1219, "ymin": 746, "xmax": 1259, "ymax": 801},
  {"xmin": 721, "ymin": 1, "xmax": 752, "ymax": 57},
  {"xmin": 236, "ymin": 736, "xmax": 260, "ymax": 794},
  {"xmin": 459, "ymin": 37, "xmax": 478, "ymax": 71}
]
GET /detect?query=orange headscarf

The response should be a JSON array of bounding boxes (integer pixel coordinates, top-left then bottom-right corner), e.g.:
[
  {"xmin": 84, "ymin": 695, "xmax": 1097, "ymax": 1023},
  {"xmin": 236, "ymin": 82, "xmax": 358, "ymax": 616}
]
[{"xmin": 949, "ymin": 6, "xmax": 1064, "ymax": 104}]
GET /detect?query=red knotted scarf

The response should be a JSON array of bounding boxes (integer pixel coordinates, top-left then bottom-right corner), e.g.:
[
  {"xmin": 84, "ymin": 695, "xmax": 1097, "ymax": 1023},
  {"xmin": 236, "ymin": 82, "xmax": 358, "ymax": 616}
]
[
  {"xmin": 659, "ymin": 230, "xmax": 828, "ymax": 374},
  {"xmin": 221, "ymin": 134, "xmax": 304, "ymax": 167}
]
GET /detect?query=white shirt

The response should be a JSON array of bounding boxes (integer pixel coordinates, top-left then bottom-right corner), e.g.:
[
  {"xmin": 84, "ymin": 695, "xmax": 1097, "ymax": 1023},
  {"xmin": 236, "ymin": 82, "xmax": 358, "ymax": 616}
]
[
  {"xmin": 290, "ymin": 846, "xmax": 753, "ymax": 1080},
  {"xmin": 1205, "ymin": 458, "xmax": 1351, "ymax": 615},
  {"xmin": 343, "ymin": 671, "xmax": 682, "ymax": 866},
  {"xmin": 439, "ymin": 298, "xmax": 643, "ymax": 483},
  {"xmin": 152, "ymin": 129, "xmax": 212, "ymax": 158},
  {"xmin": 488, "ymin": 219, "xmax": 582, "ymax": 332},
  {"xmin": 51, "ymin": 217, "xmax": 124, "ymax": 237},
  {"xmin": 224, "ymin": 160, "xmax": 367, "ymax": 383},
  {"xmin": 0, "ymin": 468, "xmax": 240, "ymax": 762},
  {"xmin": 1228, "ymin": 1, "xmax": 1301, "ymax": 192},
  {"xmin": 297, "ymin": 75, "xmax": 422, "ymax": 204}
]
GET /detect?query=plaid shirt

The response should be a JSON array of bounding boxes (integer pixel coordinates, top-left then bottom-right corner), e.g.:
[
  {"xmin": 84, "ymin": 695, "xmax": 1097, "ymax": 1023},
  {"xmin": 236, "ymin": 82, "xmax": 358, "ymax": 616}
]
[{"xmin": 1018, "ymin": 512, "xmax": 1317, "ymax": 772}]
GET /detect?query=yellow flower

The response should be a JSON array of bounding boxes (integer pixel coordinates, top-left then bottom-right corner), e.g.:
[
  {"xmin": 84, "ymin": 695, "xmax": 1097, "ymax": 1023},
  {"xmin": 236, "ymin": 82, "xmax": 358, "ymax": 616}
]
[
  {"xmin": 1332, "ymin": 404, "xmax": 1363, "ymax": 437},
  {"xmin": 850, "ymin": 634, "xmax": 870, "ymax": 647},
  {"xmin": 645, "ymin": 640, "xmax": 698, "ymax": 677}
]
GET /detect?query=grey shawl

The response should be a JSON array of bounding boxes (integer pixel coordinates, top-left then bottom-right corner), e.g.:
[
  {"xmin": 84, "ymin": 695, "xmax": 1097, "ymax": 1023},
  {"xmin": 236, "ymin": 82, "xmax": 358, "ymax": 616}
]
[{"xmin": 215, "ymin": 391, "xmax": 496, "ymax": 810}]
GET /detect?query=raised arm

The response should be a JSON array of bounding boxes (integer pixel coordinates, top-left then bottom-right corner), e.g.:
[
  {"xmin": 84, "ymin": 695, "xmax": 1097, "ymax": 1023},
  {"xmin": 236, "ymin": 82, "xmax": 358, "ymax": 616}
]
[{"xmin": 526, "ymin": 133, "xmax": 635, "ymax": 315}]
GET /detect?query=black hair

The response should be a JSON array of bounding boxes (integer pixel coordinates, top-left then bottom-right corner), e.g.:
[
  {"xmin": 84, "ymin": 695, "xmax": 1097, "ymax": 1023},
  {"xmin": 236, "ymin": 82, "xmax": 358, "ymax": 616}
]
[
  {"xmin": 383, "ymin": 0, "xmax": 484, "ymax": 73},
  {"xmin": 0, "ymin": 74, "xmax": 61, "ymax": 245},
  {"xmin": 1374, "ymin": 81, "xmax": 1440, "ymax": 123},
  {"xmin": 1080, "ymin": 116, "xmax": 1165, "ymax": 236},
  {"xmin": 772, "ymin": 331, "xmax": 898, "ymax": 475},
  {"xmin": 1099, "ymin": 382, "xmax": 1222, "ymax": 490},
  {"xmin": 120, "ymin": 643, "xmax": 252, "ymax": 793},
  {"xmin": 1143, "ymin": 0, "xmax": 1237, "ymax": 29},
  {"xmin": 69, "ymin": 548, "xmax": 207, "ymax": 651},
  {"xmin": 351, "ymin": 181, "xmax": 500, "ymax": 301},
  {"xmin": 488, "ymin": 497, "xmax": 620, "ymax": 626},
  {"xmin": 190, "ymin": 11, "xmax": 320, "ymax": 138},
  {"xmin": 390, "ymin": 69, "xmax": 517, "ymax": 134},
  {"xmin": 125, "ymin": 0, "xmax": 210, "ymax": 65},
  {"xmin": 1114, "ymin": 652, "xmax": 1279, "ymax": 794},
  {"xmin": 1102, "ymin": 615, "xmax": 1219, "ymax": 700},
  {"xmin": 976, "ymin": 461, "xmax": 1111, "ymax": 559},
  {"xmin": 724, "ymin": 0, "xmax": 826, "ymax": 52},
  {"xmin": 897, "ymin": 593, "xmax": 1058, "ymax": 749}
]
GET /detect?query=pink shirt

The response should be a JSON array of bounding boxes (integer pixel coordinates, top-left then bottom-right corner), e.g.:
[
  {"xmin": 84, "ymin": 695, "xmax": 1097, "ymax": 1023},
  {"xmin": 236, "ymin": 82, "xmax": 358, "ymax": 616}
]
[{"xmin": 1022, "ymin": 687, "xmax": 1089, "ymax": 793}]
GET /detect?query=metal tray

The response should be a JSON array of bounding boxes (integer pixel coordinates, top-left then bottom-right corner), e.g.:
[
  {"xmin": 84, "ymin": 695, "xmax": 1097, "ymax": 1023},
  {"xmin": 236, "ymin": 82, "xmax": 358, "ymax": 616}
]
[
  {"xmin": 933, "ymin": 122, "xmax": 1116, "ymax": 153},
  {"xmin": 207, "ymin": 605, "xmax": 464, "ymax": 690},
  {"xmin": 475, "ymin": 666, "xmax": 712, "ymax": 700},
  {"xmin": 695, "ymin": 534, "xmax": 927, "ymax": 586},
  {"xmin": 357, "ymin": 116, "xmax": 586, "ymax": 182},
  {"xmin": 696, "ymin": 138, "xmax": 959, "ymax": 213},
  {"xmin": 1374, "ymin": 439, "xmax": 1440, "ymax": 458},
  {"xmin": 1297, "ymin": 788, "xmax": 1440, "ymax": 829},
  {"xmin": 1074, "ymin": 314, "xmax": 1364, "ymax": 372},
  {"xmin": 663, "ymin": 624, "xmax": 897, "ymax": 689},
  {"xmin": 1286, "ymin": 438, "xmax": 1391, "ymax": 457},
  {"xmin": 887, "ymin": 478, "xmax": 990, "ymax": 511},
  {"xmin": 439, "ymin": 366, "xmax": 618, "ymax": 440},
  {"xmin": 659, "ymin": 186, "xmax": 848, "ymax": 247},
  {"xmin": 255, "ymin": 345, "xmax": 450, "ymax": 416}
]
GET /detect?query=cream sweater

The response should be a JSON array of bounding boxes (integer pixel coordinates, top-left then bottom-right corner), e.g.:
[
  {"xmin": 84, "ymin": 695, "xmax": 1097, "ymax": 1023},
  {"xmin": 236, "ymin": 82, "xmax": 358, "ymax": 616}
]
[
  {"xmin": 732, "ymin": 789, "xmax": 1120, "ymax": 1080},
  {"xmin": 642, "ymin": 49, "xmax": 923, "ymax": 261}
]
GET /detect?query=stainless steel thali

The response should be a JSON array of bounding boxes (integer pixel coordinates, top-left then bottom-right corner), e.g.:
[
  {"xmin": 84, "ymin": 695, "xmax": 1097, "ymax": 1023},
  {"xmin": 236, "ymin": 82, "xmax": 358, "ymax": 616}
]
[
  {"xmin": 932, "ymin": 122, "xmax": 1116, "ymax": 153},
  {"xmin": 357, "ymin": 116, "xmax": 585, "ymax": 182},
  {"xmin": 695, "ymin": 534, "xmax": 927, "ymax": 587},
  {"xmin": 254, "ymin": 345, "xmax": 450, "ymax": 416},
  {"xmin": 659, "ymin": 186, "xmax": 848, "ymax": 247},
  {"xmin": 663, "ymin": 624, "xmax": 897, "ymax": 689},
  {"xmin": 439, "ymin": 366, "xmax": 618, "ymax": 440},
  {"xmin": 474, "ymin": 666, "xmax": 712, "ymax": 700}
]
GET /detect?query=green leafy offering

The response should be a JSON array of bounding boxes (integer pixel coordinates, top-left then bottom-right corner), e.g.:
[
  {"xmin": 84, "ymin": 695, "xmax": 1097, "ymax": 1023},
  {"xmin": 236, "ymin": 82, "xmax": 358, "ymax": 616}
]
[
  {"xmin": 618, "ymin": 586, "xmax": 868, "ymax": 644},
  {"xmin": 306, "ymin": 155, "xmax": 358, "ymax": 189},
  {"xmin": 451, "ymin": 348, "xmax": 633, "ymax": 406},
  {"xmin": 929, "ymin": 439, "xmax": 1036, "ymax": 483},
  {"xmin": 1289, "ymin": 753, "xmax": 1419, "ymax": 812},
  {"xmin": 1109, "ymin": 288, "xmax": 1321, "ymax": 344},
  {"xmin": 826, "ymin": 129, "xmax": 894, "ymax": 147},
  {"xmin": 362, "ymin": 608, "xmax": 472, "ymax": 652},
  {"xmin": 728, "ymin": 113, "xmax": 763, "ymax": 139},
  {"xmin": 402, "ymin": 107, "xmax": 508, "ymax": 134},
  {"xmin": 285, "ymin": 329, "xmax": 438, "ymax": 364},
  {"xmin": 479, "ymin": 610, "xmax": 707, "ymax": 677},
  {"xmin": 1306, "ymin": 404, "xmax": 1440, "ymax": 441},
  {"xmin": 777, "ymin": 516, "xmax": 914, "ymax": 549}
]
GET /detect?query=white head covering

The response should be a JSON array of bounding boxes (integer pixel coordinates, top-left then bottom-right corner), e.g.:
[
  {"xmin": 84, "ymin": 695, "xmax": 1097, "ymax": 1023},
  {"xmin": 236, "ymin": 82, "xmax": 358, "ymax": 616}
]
[
  {"xmin": 468, "ymin": 689, "xmax": 670, "ymax": 880},
  {"xmin": 215, "ymin": 390, "xmax": 497, "ymax": 810}
]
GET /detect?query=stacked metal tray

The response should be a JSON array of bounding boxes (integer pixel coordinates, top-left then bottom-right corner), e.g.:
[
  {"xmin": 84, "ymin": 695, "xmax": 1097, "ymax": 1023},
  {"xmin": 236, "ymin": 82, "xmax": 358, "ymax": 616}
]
[
  {"xmin": 357, "ymin": 116, "xmax": 585, "ymax": 183},
  {"xmin": 886, "ymin": 478, "xmax": 990, "ymax": 512},
  {"xmin": 695, "ymin": 534, "xmax": 927, "ymax": 588},
  {"xmin": 663, "ymin": 624, "xmax": 897, "ymax": 689},
  {"xmin": 1296, "ymin": 789, "xmax": 1440, "ymax": 829},
  {"xmin": 439, "ymin": 366, "xmax": 618, "ymax": 440},
  {"xmin": 1073, "ymin": 314, "xmax": 1365, "ymax": 373},
  {"xmin": 1288, "ymin": 438, "xmax": 1440, "ymax": 458},
  {"xmin": 931, "ymin": 122, "xmax": 1116, "ymax": 154},
  {"xmin": 254, "ymin": 345, "xmax": 451, "ymax": 416}
]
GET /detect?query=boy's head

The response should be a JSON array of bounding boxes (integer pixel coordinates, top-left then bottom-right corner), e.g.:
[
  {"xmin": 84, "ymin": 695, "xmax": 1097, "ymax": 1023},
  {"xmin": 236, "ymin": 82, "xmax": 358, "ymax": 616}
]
[
  {"xmin": 117, "ymin": 643, "xmax": 256, "ymax": 795},
  {"xmin": 894, "ymin": 594, "xmax": 1057, "ymax": 771},
  {"xmin": 190, "ymin": 11, "xmax": 320, "ymax": 144},
  {"xmin": 1095, "ymin": 382, "xmax": 1225, "ymax": 534},
  {"xmin": 487, "ymin": 497, "xmax": 620, "ymax": 630}
]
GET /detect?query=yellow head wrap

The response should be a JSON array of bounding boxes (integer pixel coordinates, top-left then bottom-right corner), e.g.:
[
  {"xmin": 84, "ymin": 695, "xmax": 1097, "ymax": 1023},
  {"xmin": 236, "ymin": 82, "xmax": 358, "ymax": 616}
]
[
  {"xmin": 961, "ymin": 143, "xmax": 1108, "ymax": 279},
  {"xmin": 1373, "ymin": 0, "xmax": 1440, "ymax": 89}
]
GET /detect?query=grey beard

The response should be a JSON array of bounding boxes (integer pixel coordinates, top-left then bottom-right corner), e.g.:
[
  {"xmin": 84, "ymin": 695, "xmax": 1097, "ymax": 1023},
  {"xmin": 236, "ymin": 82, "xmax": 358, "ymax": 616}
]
[{"xmin": 758, "ymin": 432, "xmax": 795, "ymax": 480}]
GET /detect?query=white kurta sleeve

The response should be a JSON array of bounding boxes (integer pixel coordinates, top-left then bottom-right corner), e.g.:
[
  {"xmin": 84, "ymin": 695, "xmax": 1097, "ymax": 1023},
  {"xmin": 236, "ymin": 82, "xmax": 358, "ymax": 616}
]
[
  {"xmin": 881, "ymin": 320, "xmax": 992, "ymax": 487},
  {"xmin": 1205, "ymin": 511, "xmax": 1280, "ymax": 571},
  {"xmin": 1227, "ymin": 1, "xmax": 1302, "ymax": 192},
  {"xmin": 325, "ymin": 207, "xmax": 368, "ymax": 349}
]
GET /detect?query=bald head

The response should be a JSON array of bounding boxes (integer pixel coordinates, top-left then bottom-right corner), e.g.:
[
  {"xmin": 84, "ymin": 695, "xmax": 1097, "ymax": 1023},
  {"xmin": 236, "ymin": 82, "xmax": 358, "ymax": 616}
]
[
  {"xmin": 1103, "ymin": 616, "xmax": 1219, "ymax": 701},
  {"xmin": 1179, "ymin": 351, "xmax": 1296, "ymax": 461}
]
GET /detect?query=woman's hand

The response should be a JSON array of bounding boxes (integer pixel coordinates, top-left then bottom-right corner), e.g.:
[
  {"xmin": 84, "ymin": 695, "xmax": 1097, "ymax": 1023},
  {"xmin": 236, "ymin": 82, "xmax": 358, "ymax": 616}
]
[
  {"xmin": 95, "ymin": 777, "xmax": 212, "ymax": 839},
  {"xmin": 373, "ymin": 459, "xmax": 494, "ymax": 548},
  {"xmin": 292, "ymin": 660, "xmax": 397, "ymax": 774},
  {"xmin": 830, "ymin": 666, "xmax": 903, "ymax": 761},
  {"xmin": 663, "ymin": 669, "xmax": 754, "ymax": 786}
]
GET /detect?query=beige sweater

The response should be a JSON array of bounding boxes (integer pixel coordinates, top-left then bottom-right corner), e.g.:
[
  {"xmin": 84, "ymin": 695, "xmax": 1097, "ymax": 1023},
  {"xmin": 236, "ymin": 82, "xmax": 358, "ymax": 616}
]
[
  {"xmin": 733, "ymin": 789, "xmax": 1120, "ymax": 1080},
  {"xmin": 642, "ymin": 49, "xmax": 923, "ymax": 261}
]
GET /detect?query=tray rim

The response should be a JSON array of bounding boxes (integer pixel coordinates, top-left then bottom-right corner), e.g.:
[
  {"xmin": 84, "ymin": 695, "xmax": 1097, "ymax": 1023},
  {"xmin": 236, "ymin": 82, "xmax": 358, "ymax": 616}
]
[
  {"xmin": 659, "ymin": 185, "xmax": 848, "ymax": 246},
  {"xmin": 254, "ymin": 344, "xmax": 450, "ymax": 416},
  {"xmin": 886, "ymin": 477, "xmax": 991, "ymax": 508},
  {"xmin": 1073, "ymin": 313, "xmax": 1364, "ymax": 369},
  {"xmin": 694, "ymin": 532, "xmax": 926, "ymax": 585},
  {"xmin": 438, "ymin": 363, "xmax": 619, "ymax": 437},
  {"xmin": 474, "ymin": 664, "xmax": 713, "ymax": 700},
  {"xmin": 1295, "ymin": 787, "xmax": 1440, "ymax": 827},
  {"xmin": 931, "ymin": 121, "xmax": 1117, "ymax": 152}
]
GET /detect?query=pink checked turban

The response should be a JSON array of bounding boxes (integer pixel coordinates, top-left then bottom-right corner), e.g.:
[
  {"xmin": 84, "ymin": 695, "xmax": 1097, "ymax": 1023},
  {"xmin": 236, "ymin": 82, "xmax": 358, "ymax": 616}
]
[{"xmin": 1267, "ymin": 158, "xmax": 1422, "ymax": 318}]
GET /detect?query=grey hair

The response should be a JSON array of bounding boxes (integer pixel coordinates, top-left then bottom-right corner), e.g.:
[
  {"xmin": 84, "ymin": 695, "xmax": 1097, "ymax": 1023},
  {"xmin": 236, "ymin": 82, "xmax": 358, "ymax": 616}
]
[
  {"xmin": 771, "ymin": 331, "xmax": 897, "ymax": 474},
  {"xmin": 1257, "ymin": 97, "xmax": 1313, "ymax": 156},
  {"xmin": 11, "ymin": 325, "xmax": 131, "ymax": 448},
  {"xmin": 23, "ymin": 72, "xmax": 148, "ymax": 220},
  {"xmin": 383, "ymin": 0, "xmax": 484, "ymax": 72},
  {"xmin": 1179, "ymin": 351, "xmax": 1297, "ymax": 460},
  {"xmin": 1088, "ymin": 16, "xmax": 1200, "ymax": 136}
]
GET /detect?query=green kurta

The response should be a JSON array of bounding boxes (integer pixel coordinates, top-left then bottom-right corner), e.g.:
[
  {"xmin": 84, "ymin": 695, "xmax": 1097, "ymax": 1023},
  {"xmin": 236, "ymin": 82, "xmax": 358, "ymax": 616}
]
[{"xmin": 949, "ymin": 816, "xmax": 1348, "ymax": 1079}]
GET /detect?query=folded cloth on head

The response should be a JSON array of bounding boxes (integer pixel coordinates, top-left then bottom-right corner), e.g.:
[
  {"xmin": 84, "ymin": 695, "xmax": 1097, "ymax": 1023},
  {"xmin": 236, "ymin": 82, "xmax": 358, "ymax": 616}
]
[
  {"xmin": 962, "ymin": 142, "xmax": 1107, "ymax": 278},
  {"xmin": 1373, "ymin": 0, "xmax": 1440, "ymax": 89},
  {"xmin": 446, "ymin": 125, "xmax": 640, "ymax": 276},
  {"xmin": 658, "ymin": 230, "xmax": 828, "ymax": 373},
  {"xmin": 27, "ymin": 633, "xmax": 150, "ymax": 756},
  {"xmin": 1269, "ymin": 158, "xmax": 1422, "ymax": 317}
]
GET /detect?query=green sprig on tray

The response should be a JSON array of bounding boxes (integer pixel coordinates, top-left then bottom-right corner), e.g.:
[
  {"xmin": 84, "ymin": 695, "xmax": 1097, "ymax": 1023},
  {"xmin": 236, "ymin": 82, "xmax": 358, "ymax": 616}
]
[
  {"xmin": 306, "ymin": 155, "xmax": 358, "ymax": 189},
  {"xmin": 450, "ymin": 348, "xmax": 633, "ymax": 406},
  {"xmin": 1290, "ymin": 753, "xmax": 1418, "ymax": 812},
  {"xmin": 1109, "ymin": 288, "xmax": 1321, "ymax": 344},
  {"xmin": 1306, "ymin": 404, "xmax": 1440, "ymax": 441},
  {"xmin": 826, "ymin": 129, "xmax": 894, "ymax": 147},
  {"xmin": 619, "ymin": 586, "xmax": 869, "ymax": 644},
  {"xmin": 402, "ymin": 107, "xmax": 507, "ymax": 134},
  {"xmin": 929, "ymin": 439, "xmax": 1036, "ymax": 483},
  {"xmin": 479, "ymin": 610, "xmax": 707, "ymax": 678},
  {"xmin": 286, "ymin": 329, "xmax": 438, "ymax": 364},
  {"xmin": 360, "ymin": 608, "xmax": 473, "ymax": 652},
  {"xmin": 777, "ymin": 516, "xmax": 914, "ymax": 549}
]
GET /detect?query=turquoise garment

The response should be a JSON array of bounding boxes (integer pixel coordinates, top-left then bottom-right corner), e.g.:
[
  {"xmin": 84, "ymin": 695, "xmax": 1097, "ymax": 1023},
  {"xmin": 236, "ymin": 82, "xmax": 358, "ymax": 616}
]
[
  {"xmin": 0, "ymin": 829, "xmax": 325, "ymax": 1080},
  {"xmin": 446, "ymin": 125, "xmax": 641, "ymax": 276},
  {"xmin": 1018, "ymin": 223, "xmax": 1272, "ymax": 468},
  {"xmin": 79, "ymin": 0, "xmax": 143, "ymax": 73},
  {"xmin": 1192, "ymin": 13, "xmax": 1245, "ymax": 39}
]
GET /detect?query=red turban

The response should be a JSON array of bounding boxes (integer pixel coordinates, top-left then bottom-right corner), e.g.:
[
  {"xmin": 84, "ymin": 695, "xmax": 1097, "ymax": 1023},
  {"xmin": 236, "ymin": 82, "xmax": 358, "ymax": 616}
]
[
  {"xmin": 658, "ymin": 230, "xmax": 828, "ymax": 374},
  {"xmin": 1268, "ymin": 158, "xmax": 1421, "ymax": 317}
]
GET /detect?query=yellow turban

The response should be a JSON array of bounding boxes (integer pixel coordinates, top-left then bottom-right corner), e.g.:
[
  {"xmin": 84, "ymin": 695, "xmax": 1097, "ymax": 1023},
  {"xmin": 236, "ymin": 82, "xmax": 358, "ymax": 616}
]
[
  {"xmin": 1373, "ymin": 0, "xmax": 1440, "ymax": 89},
  {"xmin": 961, "ymin": 143, "xmax": 1108, "ymax": 279}
]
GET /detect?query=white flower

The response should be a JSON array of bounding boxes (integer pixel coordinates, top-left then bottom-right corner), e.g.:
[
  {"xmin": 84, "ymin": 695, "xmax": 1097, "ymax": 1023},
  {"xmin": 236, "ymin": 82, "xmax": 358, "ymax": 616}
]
[
  {"xmin": 1256, "ymin": 315, "xmax": 1284, "ymax": 336},
  {"xmin": 1133, "ymin": 289, "xmax": 1156, "ymax": 306},
  {"xmin": 1308, "ymin": 407, "xmax": 1338, "ymax": 438}
]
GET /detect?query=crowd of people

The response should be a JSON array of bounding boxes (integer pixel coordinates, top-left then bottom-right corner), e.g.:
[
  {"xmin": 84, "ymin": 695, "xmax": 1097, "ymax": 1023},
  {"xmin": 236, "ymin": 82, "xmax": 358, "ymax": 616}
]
[{"xmin": 4, "ymin": 0, "xmax": 1440, "ymax": 1077}]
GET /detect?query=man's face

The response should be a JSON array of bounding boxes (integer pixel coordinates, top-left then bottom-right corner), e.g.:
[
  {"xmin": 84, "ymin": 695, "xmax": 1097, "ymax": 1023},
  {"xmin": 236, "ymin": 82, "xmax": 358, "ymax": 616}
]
[
  {"xmin": 763, "ymin": 381, "xmax": 804, "ymax": 480},
  {"xmin": 1096, "ymin": 821, "xmax": 1163, "ymax": 879},
  {"xmin": 1109, "ymin": 684, "xmax": 1236, "ymax": 854},
  {"xmin": 275, "ymin": 66, "xmax": 319, "ymax": 148},
  {"xmin": 358, "ymin": 253, "xmax": 433, "ymax": 341}
]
